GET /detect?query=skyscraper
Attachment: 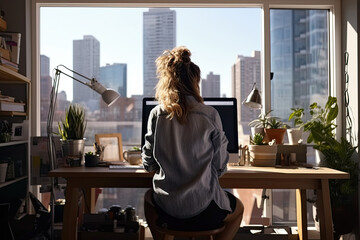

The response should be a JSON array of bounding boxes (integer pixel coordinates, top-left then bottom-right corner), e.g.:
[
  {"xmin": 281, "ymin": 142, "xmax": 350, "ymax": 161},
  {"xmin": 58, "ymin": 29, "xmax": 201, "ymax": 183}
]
[
  {"xmin": 143, "ymin": 8, "xmax": 176, "ymax": 97},
  {"xmin": 99, "ymin": 63, "xmax": 127, "ymax": 98},
  {"xmin": 232, "ymin": 51, "xmax": 261, "ymax": 135},
  {"xmin": 270, "ymin": 9, "xmax": 328, "ymax": 120},
  {"xmin": 73, "ymin": 35, "xmax": 100, "ymax": 110},
  {"xmin": 40, "ymin": 55, "xmax": 51, "ymax": 122},
  {"xmin": 201, "ymin": 72, "xmax": 220, "ymax": 97}
]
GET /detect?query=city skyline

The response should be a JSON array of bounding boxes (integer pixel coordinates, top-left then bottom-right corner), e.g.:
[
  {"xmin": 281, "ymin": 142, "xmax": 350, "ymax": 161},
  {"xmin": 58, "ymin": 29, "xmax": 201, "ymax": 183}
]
[{"xmin": 40, "ymin": 7, "xmax": 262, "ymax": 100}]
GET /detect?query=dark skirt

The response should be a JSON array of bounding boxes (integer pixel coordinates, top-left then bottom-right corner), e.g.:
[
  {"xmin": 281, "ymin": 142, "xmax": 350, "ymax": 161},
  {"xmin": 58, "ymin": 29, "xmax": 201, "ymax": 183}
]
[{"xmin": 153, "ymin": 191, "xmax": 237, "ymax": 231}]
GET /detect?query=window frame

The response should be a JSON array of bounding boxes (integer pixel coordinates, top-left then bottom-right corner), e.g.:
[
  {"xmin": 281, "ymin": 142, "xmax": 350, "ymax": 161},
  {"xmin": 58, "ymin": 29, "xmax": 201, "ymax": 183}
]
[{"xmin": 30, "ymin": 0, "xmax": 342, "ymax": 226}]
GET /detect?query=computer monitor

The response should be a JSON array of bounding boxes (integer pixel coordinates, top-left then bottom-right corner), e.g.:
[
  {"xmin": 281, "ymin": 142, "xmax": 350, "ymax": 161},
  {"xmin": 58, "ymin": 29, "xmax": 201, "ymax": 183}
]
[{"xmin": 141, "ymin": 97, "xmax": 239, "ymax": 163}]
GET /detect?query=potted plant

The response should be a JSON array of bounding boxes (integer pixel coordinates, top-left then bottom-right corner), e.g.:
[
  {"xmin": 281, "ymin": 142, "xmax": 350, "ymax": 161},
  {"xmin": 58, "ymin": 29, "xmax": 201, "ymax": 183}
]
[
  {"xmin": 287, "ymin": 107, "xmax": 305, "ymax": 145},
  {"xmin": 304, "ymin": 96, "xmax": 358, "ymax": 238},
  {"xmin": 264, "ymin": 116, "xmax": 287, "ymax": 144},
  {"xmin": 84, "ymin": 151, "xmax": 99, "ymax": 167},
  {"xmin": 248, "ymin": 133, "xmax": 277, "ymax": 167},
  {"xmin": 0, "ymin": 120, "xmax": 12, "ymax": 143},
  {"xmin": 248, "ymin": 110, "xmax": 272, "ymax": 137},
  {"xmin": 58, "ymin": 104, "xmax": 87, "ymax": 167}
]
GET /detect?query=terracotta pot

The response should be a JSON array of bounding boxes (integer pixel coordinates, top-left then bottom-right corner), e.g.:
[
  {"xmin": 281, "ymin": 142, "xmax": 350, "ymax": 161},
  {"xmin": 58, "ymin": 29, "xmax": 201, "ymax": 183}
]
[{"xmin": 264, "ymin": 128, "xmax": 286, "ymax": 144}]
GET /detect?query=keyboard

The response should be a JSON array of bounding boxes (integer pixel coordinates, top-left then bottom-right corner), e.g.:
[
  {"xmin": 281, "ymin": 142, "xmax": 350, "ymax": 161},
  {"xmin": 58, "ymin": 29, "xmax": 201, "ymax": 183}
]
[{"xmin": 109, "ymin": 164, "xmax": 144, "ymax": 169}]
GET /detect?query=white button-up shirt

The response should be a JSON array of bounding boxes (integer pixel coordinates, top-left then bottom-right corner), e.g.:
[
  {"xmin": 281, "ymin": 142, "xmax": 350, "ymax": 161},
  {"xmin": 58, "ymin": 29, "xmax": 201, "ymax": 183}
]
[{"xmin": 142, "ymin": 96, "xmax": 231, "ymax": 218}]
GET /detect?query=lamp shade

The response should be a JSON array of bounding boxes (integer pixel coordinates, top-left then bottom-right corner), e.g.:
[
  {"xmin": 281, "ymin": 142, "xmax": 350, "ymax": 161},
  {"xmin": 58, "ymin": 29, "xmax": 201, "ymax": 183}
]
[
  {"xmin": 242, "ymin": 87, "xmax": 262, "ymax": 109},
  {"xmin": 102, "ymin": 89, "xmax": 120, "ymax": 106}
]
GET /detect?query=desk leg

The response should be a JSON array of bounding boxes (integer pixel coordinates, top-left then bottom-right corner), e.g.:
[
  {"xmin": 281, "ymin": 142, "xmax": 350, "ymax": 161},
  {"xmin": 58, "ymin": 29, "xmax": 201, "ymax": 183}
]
[
  {"xmin": 62, "ymin": 181, "xmax": 79, "ymax": 240},
  {"xmin": 317, "ymin": 180, "xmax": 334, "ymax": 240},
  {"xmin": 296, "ymin": 189, "xmax": 308, "ymax": 240}
]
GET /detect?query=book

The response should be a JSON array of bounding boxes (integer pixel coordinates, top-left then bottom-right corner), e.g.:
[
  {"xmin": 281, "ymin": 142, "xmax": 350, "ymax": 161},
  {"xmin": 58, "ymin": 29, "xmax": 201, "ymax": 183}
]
[
  {"xmin": 0, "ymin": 47, "xmax": 10, "ymax": 60},
  {"xmin": 0, "ymin": 57, "xmax": 18, "ymax": 72},
  {"xmin": 0, "ymin": 18, "xmax": 6, "ymax": 31},
  {"xmin": 0, "ymin": 32, "xmax": 21, "ymax": 64},
  {"xmin": 0, "ymin": 101, "xmax": 25, "ymax": 112}
]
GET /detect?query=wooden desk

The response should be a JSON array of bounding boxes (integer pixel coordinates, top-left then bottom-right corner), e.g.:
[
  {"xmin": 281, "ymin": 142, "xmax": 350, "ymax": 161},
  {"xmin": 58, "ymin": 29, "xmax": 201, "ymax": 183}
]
[{"xmin": 49, "ymin": 166, "xmax": 349, "ymax": 240}]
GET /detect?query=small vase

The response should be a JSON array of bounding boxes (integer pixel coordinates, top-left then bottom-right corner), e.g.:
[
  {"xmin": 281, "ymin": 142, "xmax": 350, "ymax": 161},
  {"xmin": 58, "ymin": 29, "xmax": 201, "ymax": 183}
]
[
  {"xmin": 287, "ymin": 128, "xmax": 303, "ymax": 145},
  {"xmin": 85, "ymin": 155, "xmax": 100, "ymax": 167}
]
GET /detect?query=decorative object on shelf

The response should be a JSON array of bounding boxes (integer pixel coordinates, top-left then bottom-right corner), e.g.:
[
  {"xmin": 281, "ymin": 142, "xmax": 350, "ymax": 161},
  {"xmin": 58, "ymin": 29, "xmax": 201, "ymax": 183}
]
[
  {"xmin": 58, "ymin": 103, "xmax": 86, "ymax": 167},
  {"xmin": 0, "ymin": 119, "xmax": 11, "ymax": 143},
  {"xmin": 11, "ymin": 120, "xmax": 28, "ymax": 141},
  {"xmin": 248, "ymin": 134, "xmax": 277, "ymax": 167},
  {"xmin": 287, "ymin": 107, "xmax": 304, "ymax": 145},
  {"xmin": 84, "ymin": 151, "xmax": 99, "ymax": 167}
]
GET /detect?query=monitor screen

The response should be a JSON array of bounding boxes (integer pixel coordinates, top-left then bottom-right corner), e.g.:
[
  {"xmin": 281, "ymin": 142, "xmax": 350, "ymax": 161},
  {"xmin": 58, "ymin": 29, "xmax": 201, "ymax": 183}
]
[{"xmin": 141, "ymin": 98, "xmax": 239, "ymax": 156}]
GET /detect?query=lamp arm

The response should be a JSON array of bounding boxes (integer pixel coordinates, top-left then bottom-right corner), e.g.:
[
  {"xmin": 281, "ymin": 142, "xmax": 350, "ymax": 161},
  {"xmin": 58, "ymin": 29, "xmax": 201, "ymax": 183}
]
[{"xmin": 55, "ymin": 64, "xmax": 93, "ymax": 88}]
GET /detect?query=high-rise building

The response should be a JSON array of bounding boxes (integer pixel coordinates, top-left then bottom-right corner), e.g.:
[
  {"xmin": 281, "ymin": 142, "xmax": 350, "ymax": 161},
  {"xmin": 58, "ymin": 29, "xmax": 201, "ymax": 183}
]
[
  {"xmin": 73, "ymin": 35, "xmax": 100, "ymax": 110},
  {"xmin": 143, "ymin": 8, "xmax": 176, "ymax": 97},
  {"xmin": 201, "ymin": 72, "xmax": 220, "ymax": 97},
  {"xmin": 40, "ymin": 55, "xmax": 52, "ymax": 122},
  {"xmin": 232, "ymin": 51, "xmax": 261, "ymax": 135},
  {"xmin": 270, "ymin": 9, "xmax": 328, "ymax": 120},
  {"xmin": 99, "ymin": 63, "xmax": 127, "ymax": 98}
]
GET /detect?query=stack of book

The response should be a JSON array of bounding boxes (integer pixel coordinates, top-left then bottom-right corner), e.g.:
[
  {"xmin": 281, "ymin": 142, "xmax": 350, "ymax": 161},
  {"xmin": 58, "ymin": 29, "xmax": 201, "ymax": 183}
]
[
  {"xmin": 0, "ymin": 17, "xmax": 21, "ymax": 72},
  {"xmin": 0, "ymin": 92, "xmax": 25, "ymax": 112}
]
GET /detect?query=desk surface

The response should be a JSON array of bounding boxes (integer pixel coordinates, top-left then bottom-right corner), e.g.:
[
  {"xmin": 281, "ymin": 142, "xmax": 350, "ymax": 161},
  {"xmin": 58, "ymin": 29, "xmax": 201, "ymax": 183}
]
[
  {"xmin": 49, "ymin": 165, "xmax": 349, "ymax": 189},
  {"xmin": 49, "ymin": 165, "xmax": 349, "ymax": 179},
  {"xmin": 49, "ymin": 165, "xmax": 349, "ymax": 240}
]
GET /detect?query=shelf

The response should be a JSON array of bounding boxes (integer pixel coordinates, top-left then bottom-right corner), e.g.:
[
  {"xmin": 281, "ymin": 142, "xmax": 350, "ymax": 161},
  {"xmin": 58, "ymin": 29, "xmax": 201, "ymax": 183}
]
[
  {"xmin": 0, "ymin": 65, "xmax": 30, "ymax": 83},
  {"xmin": 0, "ymin": 111, "xmax": 27, "ymax": 117},
  {"xmin": 0, "ymin": 176, "xmax": 27, "ymax": 188},
  {"xmin": 0, "ymin": 140, "xmax": 28, "ymax": 147}
]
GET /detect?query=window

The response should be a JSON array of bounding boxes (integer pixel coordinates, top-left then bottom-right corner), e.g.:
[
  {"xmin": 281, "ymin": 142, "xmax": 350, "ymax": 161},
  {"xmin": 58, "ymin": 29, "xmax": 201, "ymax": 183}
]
[{"xmin": 34, "ymin": 0, "xmax": 339, "ymax": 227}]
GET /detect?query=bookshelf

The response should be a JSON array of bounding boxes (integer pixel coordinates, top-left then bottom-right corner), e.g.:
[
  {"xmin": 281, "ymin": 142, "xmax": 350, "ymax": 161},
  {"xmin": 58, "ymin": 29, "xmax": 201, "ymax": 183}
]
[{"xmin": 0, "ymin": 16, "xmax": 30, "ymax": 220}]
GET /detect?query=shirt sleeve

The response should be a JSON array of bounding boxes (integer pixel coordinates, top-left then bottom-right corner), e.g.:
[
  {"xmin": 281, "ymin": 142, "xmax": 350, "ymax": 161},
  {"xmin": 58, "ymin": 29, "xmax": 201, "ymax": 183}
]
[
  {"xmin": 211, "ymin": 111, "xmax": 229, "ymax": 177},
  {"xmin": 142, "ymin": 108, "xmax": 160, "ymax": 172}
]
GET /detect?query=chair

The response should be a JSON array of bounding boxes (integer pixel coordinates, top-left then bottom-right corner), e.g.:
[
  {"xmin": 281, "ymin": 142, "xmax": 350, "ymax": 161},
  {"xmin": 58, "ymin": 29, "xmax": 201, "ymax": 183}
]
[{"xmin": 144, "ymin": 189, "xmax": 225, "ymax": 240}]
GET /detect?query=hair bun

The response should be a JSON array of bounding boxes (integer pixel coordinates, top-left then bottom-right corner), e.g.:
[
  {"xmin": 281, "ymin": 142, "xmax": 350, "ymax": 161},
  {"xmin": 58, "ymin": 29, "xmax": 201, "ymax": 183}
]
[{"xmin": 171, "ymin": 46, "xmax": 191, "ymax": 64}]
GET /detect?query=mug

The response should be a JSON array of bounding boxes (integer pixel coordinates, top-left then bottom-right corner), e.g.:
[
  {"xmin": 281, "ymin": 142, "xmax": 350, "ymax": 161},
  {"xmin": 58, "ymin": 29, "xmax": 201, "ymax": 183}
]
[{"xmin": 123, "ymin": 150, "xmax": 142, "ymax": 165}]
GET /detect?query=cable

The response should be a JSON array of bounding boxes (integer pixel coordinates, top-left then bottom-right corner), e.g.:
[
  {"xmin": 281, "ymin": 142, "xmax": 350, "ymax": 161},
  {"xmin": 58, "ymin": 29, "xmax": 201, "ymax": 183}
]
[{"xmin": 344, "ymin": 51, "xmax": 354, "ymax": 145}]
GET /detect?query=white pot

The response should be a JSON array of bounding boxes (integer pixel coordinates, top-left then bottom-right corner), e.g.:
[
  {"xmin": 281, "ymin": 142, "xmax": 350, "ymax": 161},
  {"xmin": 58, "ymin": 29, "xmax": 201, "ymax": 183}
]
[
  {"xmin": 251, "ymin": 127, "xmax": 265, "ymax": 137},
  {"xmin": 287, "ymin": 128, "xmax": 303, "ymax": 145},
  {"xmin": 248, "ymin": 145, "xmax": 277, "ymax": 167}
]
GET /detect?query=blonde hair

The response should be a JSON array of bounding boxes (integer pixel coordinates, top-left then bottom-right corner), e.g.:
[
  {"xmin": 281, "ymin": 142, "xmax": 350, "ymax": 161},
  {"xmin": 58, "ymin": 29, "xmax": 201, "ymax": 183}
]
[{"xmin": 155, "ymin": 46, "xmax": 203, "ymax": 124}]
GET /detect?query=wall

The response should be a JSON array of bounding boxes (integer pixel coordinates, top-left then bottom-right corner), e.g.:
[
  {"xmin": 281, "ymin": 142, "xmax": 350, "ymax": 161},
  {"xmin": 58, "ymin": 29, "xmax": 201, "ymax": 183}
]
[{"xmin": 342, "ymin": 0, "xmax": 359, "ymax": 238}]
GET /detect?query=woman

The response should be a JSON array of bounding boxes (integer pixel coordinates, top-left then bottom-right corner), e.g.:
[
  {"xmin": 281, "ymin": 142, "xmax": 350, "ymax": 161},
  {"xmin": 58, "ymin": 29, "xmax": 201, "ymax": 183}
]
[{"xmin": 142, "ymin": 46, "xmax": 243, "ymax": 240}]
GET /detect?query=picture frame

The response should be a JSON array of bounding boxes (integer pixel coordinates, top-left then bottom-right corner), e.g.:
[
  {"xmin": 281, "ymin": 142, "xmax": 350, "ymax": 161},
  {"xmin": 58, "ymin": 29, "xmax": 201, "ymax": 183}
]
[
  {"xmin": 95, "ymin": 133, "xmax": 123, "ymax": 162},
  {"xmin": 11, "ymin": 120, "xmax": 28, "ymax": 141}
]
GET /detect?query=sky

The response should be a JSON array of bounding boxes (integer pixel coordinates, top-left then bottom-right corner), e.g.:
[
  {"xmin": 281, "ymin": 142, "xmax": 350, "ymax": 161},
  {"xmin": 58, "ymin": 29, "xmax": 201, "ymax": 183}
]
[{"xmin": 40, "ymin": 7, "xmax": 261, "ymax": 100}]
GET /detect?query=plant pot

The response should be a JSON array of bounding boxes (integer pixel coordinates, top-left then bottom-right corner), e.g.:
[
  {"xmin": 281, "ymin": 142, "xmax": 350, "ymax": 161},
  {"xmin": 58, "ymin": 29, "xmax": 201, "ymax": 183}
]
[
  {"xmin": 85, "ymin": 155, "xmax": 100, "ymax": 167},
  {"xmin": 287, "ymin": 128, "xmax": 303, "ymax": 145},
  {"xmin": 251, "ymin": 127, "xmax": 265, "ymax": 138},
  {"xmin": 264, "ymin": 128, "xmax": 286, "ymax": 144},
  {"xmin": 60, "ymin": 139, "xmax": 85, "ymax": 167},
  {"xmin": 248, "ymin": 145, "xmax": 277, "ymax": 167},
  {"xmin": 0, "ymin": 133, "xmax": 11, "ymax": 143}
]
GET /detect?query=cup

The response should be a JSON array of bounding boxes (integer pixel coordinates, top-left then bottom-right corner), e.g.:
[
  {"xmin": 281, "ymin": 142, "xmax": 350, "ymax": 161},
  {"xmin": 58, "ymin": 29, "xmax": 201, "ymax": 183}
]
[
  {"xmin": 123, "ymin": 150, "xmax": 142, "ymax": 165},
  {"xmin": 0, "ymin": 163, "xmax": 8, "ymax": 183}
]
